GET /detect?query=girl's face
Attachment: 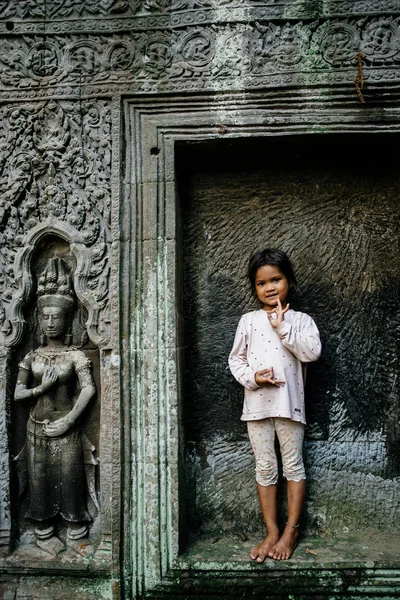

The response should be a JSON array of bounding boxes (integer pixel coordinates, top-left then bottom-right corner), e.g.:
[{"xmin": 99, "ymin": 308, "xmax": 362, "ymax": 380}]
[{"xmin": 254, "ymin": 265, "xmax": 290, "ymax": 311}]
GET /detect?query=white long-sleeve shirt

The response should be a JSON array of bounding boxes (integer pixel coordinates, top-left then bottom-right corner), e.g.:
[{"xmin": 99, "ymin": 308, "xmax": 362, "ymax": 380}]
[{"xmin": 228, "ymin": 309, "xmax": 321, "ymax": 424}]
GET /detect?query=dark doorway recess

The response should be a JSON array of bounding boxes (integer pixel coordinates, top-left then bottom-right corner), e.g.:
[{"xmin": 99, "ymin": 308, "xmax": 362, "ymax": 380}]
[{"xmin": 176, "ymin": 134, "xmax": 400, "ymax": 545}]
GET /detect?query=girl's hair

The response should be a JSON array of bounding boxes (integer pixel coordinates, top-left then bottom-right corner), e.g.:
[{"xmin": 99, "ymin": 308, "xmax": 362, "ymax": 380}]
[{"xmin": 248, "ymin": 248, "xmax": 298, "ymax": 296}]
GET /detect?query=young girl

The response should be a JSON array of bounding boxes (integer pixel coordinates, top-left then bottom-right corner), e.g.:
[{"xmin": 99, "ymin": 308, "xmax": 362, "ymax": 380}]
[{"xmin": 229, "ymin": 248, "xmax": 321, "ymax": 562}]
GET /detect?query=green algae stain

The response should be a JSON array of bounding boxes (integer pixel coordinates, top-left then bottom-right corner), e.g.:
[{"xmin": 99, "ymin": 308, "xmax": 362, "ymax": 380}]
[
  {"xmin": 284, "ymin": 0, "xmax": 324, "ymax": 19},
  {"xmin": 309, "ymin": 125, "xmax": 332, "ymax": 135}
]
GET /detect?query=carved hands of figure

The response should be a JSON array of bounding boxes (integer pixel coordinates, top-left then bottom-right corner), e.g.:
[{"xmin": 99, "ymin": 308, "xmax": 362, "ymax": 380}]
[
  {"xmin": 15, "ymin": 362, "xmax": 72, "ymax": 438},
  {"xmin": 43, "ymin": 417, "xmax": 72, "ymax": 437},
  {"xmin": 42, "ymin": 412, "xmax": 73, "ymax": 438},
  {"xmin": 15, "ymin": 359, "xmax": 95, "ymax": 439},
  {"xmin": 15, "ymin": 365, "xmax": 59, "ymax": 402},
  {"xmin": 43, "ymin": 364, "xmax": 95, "ymax": 438}
]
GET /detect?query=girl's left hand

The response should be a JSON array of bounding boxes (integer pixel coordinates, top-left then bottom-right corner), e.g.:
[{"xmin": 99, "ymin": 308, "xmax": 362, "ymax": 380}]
[
  {"xmin": 267, "ymin": 298, "xmax": 289, "ymax": 328},
  {"xmin": 255, "ymin": 367, "xmax": 285, "ymax": 387}
]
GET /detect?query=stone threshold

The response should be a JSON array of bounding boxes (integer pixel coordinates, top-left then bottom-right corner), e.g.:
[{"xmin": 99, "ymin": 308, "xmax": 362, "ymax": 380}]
[
  {"xmin": 153, "ymin": 532, "xmax": 400, "ymax": 599},
  {"xmin": 177, "ymin": 531, "xmax": 400, "ymax": 568}
]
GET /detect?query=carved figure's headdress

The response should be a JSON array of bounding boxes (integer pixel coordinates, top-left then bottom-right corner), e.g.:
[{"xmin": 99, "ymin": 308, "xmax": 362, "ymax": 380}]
[{"xmin": 37, "ymin": 258, "xmax": 75, "ymax": 313}]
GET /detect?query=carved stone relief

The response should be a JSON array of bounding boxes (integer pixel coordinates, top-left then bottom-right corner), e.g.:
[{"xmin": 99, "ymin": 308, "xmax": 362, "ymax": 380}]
[
  {"xmin": 0, "ymin": 12, "xmax": 400, "ymax": 97},
  {"xmin": 14, "ymin": 257, "xmax": 98, "ymax": 558},
  {"xmin": 0, "ymin": 96, "xmax": 113, "ymax": 564},
  {"xmin": 0, "ymin": 0, "xmax": 399, "ymax": 19},
  {"xmin": 0, "ymin": 99, "xmax": 111, "ymax": 348}
]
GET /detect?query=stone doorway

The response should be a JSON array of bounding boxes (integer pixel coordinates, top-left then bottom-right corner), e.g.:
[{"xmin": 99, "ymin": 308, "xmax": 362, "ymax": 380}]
[
  {"xmin": 120, "ymin": 96, "xmax": 400, "ymax": 598},
  {"xmin": 176, "ymin": 132, "xmax": 400, "ymax": 558}
]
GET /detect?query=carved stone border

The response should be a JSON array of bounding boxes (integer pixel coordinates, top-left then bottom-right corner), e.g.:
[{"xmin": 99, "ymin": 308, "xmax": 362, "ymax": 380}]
[
  {"xmin": 0, "ymin": 0, "xmax": 398, "ymax": 26},
  {"xmin": 1, "ymin": 10, "xmax": 400, "ymax": 101},
  {"xmin": 123, "ymin": 90, "xmax": 400, "ymax": 598}
]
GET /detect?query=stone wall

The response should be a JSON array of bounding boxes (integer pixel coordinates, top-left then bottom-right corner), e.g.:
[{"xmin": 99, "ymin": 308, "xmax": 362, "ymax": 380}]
[{"xmin": 0, "ymin": 1, "xmax": 399, "ymax": 599}]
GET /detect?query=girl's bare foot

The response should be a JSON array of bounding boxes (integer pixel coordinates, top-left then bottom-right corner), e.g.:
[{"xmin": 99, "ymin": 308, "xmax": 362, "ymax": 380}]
[
  {"xmin": 250, "ymin": 530, "xmax": 280, "ymax": 563},
  {"xmin": 268, "ymin": 525, "xmax": 299, "ymax": 560}
]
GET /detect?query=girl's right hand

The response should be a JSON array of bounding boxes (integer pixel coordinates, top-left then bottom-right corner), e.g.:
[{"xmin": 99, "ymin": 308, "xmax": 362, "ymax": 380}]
[
  {"xmin": 255, "ymin": 367, "xmax": 285, "ymax": 387},
  {"xmin": 267, "ymin": 298, "xmax": 290, "ymax": 329}
]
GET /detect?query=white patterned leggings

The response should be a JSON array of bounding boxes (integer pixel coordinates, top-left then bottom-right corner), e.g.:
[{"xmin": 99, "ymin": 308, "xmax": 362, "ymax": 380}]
[{"xmin": 247, "ymin": 417, "xmax": 306, "ymax": 487}]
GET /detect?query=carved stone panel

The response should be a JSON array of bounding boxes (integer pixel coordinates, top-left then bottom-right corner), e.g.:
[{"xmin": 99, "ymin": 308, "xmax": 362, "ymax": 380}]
[
  {"xmin": 0, "ymin": 99, "xmax": 112, "ymax": 348},
  {"xmin": 0, "ymin": 95, "xmax": 119, "ymax": 584},
  {"xmin": 0, "ymin": 3, "xmax": 400, "ymax": 99}
]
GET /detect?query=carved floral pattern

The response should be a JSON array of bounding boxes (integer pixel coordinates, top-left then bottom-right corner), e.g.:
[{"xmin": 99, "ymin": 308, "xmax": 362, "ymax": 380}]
[
  {"xmin": 260, "ymin": 22, "xmax": 308, "ymax": 67},
  {"xmin": 0, "ymin": 17, "xmax": 399, "ymax": 92},
  {"xmin": 363, "ymin": 18, "xmax": 400, "ymax": 60},
  {"xmin": 0, "ymin": 0, "xmax": 182, "ymax": 18},
  {"xmin": 0, "ymin": 0, "xmax": 398, "ymax": 19},
  {"xmin": 0, "ymin": 100, "xmax": 111, "ymax": 341},
  {"xmin": 312, "ymin": 21, "xmax": 361, "ymax": 67}
]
